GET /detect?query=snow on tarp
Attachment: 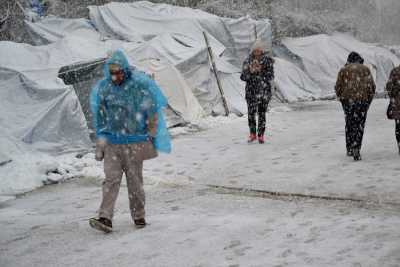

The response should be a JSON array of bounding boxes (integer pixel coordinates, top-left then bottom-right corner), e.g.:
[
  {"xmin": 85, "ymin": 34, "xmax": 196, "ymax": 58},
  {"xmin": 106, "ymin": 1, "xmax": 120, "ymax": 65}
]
[
  {"xmin": 86, "ymin": 1, "xmax": 273, "ymax": 113},
  {"xmin": 221, "ymin": 15, "xmax": 272, "ymax": 65},
  {"xmin": 25, "ymin": 2, "xmax": 324, "ymax": 106},
  {"xmin": 0, "ymin": 38, "xmax": 112, "ymax": 195},
  {"xmin": 274, "ymin": 57, "xmax": 322, "ymax": 102},
  {"xmin": 125, "ymin": 32, "xmax": 247, "ymax": 115},
  {"xmin": 88, "ymin": 1, "xmax": 273, "ymax": 66},
  {"xmin": 88, "ymin": 2, "xmax": 226, "ymax": 54},
  {"xmin": 133, "ymin": 59, "xmax": 205, "ymax": 124},
  {"xmin": 282, "ymin": 33, "xmax": 400, "ymax": 97},
  {"xmin": 26, "ymin": 17, "xmax": 101, "ymax": 45}
]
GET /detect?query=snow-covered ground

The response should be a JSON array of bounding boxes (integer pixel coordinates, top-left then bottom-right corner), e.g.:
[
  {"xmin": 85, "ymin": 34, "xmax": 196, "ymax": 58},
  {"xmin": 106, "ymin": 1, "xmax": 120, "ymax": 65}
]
[{"xmin": 1, "ymin": 99, "xmax": 400, "ymax": 266}]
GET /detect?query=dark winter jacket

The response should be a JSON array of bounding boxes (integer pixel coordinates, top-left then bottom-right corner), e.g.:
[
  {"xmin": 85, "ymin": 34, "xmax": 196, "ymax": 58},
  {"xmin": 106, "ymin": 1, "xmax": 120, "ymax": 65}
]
[
  {"xmin": 385, "ymin": 66, "xmax": 400, "ymax": 119},
  {"xmin": 240, "ymin": 53, "xmax": 274, "ymax": 101},
  {"xmin": 335, "ymin": 63, "xmax": 376, "ymax": 102}
]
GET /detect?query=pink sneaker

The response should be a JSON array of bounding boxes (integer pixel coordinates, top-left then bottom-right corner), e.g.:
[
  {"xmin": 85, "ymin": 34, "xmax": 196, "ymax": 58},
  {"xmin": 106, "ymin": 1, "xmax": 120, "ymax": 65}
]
[
  {"xmin": 258, "ymin": 135, "xmax": 265, "ymax": 144},
  {"xmin": 248, "ymin": 133, "xmax": 257, "ymax": 143}
]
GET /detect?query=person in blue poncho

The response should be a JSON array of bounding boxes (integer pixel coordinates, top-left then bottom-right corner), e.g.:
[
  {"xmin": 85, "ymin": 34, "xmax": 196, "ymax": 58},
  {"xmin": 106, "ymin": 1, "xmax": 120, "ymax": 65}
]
[{"xmin": 89, "ymin": 50, "xmax": 171, "ymax": 233}]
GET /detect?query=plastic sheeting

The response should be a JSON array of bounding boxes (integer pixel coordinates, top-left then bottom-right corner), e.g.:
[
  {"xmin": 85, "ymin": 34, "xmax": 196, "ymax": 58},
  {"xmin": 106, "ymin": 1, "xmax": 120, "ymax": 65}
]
[
  {"xmin": 282, "ymin": 33, "xmax": 400, "ymax": 97},
  {"xmin": 87, "ymin": 1, "xmax": 272, "ymax": 114},
  {"xmin": 88, "ymin": 1, "xmax": 272, "ymax": 66},
  {"xmin": 24, "ymin": 3, "xmax": 272, "ymax": 114},
  {"xmin": 26, "ymin": 17, "xmax": 101, "ymax": 45}
]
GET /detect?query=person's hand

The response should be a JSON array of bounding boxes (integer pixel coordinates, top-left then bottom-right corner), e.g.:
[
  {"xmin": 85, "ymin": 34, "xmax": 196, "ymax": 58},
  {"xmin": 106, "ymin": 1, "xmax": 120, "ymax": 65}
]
[
  {"xmin": 95, "ymin": 139, "xmax": 106, "ymax": 161},
  {"xmin": 250, "ymin": 60, "xmax": 262, "ymax": 73}
]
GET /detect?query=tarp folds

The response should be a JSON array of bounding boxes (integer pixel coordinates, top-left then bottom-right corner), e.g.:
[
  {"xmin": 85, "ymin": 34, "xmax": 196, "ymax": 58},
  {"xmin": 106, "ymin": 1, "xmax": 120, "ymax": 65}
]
[
  {"xmin": 26, "ymin": 17, "xmax": 101, "ymax": 45},
  {"xmin": 0, "ymin": 67, "xmax": 91, "ymax": 152},
  {"xmin": 282, "ymin": 33, "xmax": 400, "ymax": 97}
]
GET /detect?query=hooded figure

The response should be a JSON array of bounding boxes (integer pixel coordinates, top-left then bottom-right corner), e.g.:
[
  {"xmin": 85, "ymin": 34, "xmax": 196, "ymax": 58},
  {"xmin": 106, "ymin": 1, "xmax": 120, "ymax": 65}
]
[
  {"xmin": 335, "ymin": 51, "xmax": 376, "ymax": 161},
  {"xmin": 240, "ymin": 39, "xmax": 275, "ymax": 144},
  {"xmin": 89, "ymin": 50, "xmax": 171, "ymax": 232},
  {"xmin": 385, "ymin": 65, "xmax": 400, "ymax": 154}
]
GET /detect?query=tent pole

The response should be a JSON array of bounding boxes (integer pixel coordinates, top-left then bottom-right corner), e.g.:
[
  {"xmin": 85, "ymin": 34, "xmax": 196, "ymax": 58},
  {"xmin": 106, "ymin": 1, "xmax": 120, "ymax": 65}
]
[{"xmin": 203, "ymin": 31, "xmax": 230, "ymax": 117}]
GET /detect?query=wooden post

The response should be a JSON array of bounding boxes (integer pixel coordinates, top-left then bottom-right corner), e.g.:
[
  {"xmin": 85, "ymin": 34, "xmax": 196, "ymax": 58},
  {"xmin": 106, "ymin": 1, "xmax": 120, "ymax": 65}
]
[{"xmin": 203, "ymin": 31, "xmax": 230, "ymax": 116}]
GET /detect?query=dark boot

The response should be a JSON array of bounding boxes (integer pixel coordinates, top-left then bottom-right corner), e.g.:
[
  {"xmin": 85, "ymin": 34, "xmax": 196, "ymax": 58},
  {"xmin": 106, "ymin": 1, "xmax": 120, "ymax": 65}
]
[
  {"xmin": 346, "ymin": 149, "xmax": 353, "ymax": 157},
  {"xmin": 134, "ymin": 218, "xmax": 146, "ymax": 229},
  {"xmin": 353, "ymin": 149, "xmax": 361, "ymax": 161},
  {"xmin": 89, "ymin": 217, "xmax": 113, "ymax": 233}
]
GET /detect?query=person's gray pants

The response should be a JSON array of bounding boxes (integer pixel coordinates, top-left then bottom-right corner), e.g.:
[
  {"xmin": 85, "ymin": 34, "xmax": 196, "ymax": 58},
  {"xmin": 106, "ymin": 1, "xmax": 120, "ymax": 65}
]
[{"xmin": 99, "ymin": 143, "xmax": 149, "ymax": 221}]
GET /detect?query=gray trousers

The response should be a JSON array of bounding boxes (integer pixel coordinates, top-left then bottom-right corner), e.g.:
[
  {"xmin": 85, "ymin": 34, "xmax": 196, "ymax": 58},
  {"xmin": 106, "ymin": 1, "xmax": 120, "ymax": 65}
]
[{"xmin": 98, "ymin": 143, "xmax": 155, "ymax": 221}]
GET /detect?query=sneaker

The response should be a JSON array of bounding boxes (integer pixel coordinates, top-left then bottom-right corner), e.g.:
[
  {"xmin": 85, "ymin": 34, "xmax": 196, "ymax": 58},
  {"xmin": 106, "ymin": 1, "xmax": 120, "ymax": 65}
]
[
  {"xmin": 258, "ymin": 135, "xmax": 265, "ymax": 144},
  {"xmin": 353, "ymin": 149, "xmax": 361, "ymax": 161},
  {"xmin": 134, "ymin": 218, "xmax": 146, "ymax": 229},
  {"xmin": 248, "ymin": 133, "xmax": 257, "ymax": 143},
  {"xmin": 89, "ymin": 217, "xmax": 112, "ymax": 233}
]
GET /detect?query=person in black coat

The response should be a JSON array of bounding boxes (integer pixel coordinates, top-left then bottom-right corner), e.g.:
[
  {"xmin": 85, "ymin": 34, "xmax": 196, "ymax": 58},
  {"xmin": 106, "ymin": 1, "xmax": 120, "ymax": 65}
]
[
  {"xmin": 240, "ymin": 40, "xmax": 275, "ymax": 144},
  {"xmin": 385, "ymin": 65, "xmax": 400, "ymax": 154}
]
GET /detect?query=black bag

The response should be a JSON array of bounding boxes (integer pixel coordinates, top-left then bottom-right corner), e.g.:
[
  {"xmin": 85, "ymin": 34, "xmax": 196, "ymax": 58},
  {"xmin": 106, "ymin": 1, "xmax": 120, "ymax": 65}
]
[
  {"xmin": 387, "ymin": 99, "xmax": 400, "ymax": 120},
  {"xmin": 387, "ymin": 102, "xmax": 394, "ymax": 120}
]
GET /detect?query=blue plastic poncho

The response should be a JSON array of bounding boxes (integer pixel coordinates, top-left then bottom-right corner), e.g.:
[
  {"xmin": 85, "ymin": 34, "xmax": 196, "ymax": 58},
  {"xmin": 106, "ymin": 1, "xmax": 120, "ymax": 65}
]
[{"xmin": 90, "ymin": 50, "xmax": 171, "ymax": 153}]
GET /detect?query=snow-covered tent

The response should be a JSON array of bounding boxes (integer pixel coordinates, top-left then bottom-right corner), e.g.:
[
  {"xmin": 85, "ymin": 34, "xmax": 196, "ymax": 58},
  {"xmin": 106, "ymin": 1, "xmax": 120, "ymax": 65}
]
[
  {"xmin": 88, "ymin": 1, "xmax": 272, "ymax": 66},
  {"xmin": 26, "ymin": 2, "xmax": 272, "ymax": 113},
  {"xmin": 133, "ymin": 59, "xmax": 205, "ymax": 125},
  {"xmin": 26, "ymin": 17, "xmax": 102, "ymax": 45},
  {"xmin": 0, "ymin": 35, "xmax": 207, "ymax": 195},
  {"xmin": 58, "ymin": 55, "xmax": 206, "ymax": 128},
  {"xmin": 282, "ymin": 33, "xmax": 400, "ymax": 97},
  {"xmin": 274, "ymin": 58, "xmax": 322, "ymax": 102},
  {"xmin": 0, "ymin": 38, "xmax": 102, "ymax": 195}
]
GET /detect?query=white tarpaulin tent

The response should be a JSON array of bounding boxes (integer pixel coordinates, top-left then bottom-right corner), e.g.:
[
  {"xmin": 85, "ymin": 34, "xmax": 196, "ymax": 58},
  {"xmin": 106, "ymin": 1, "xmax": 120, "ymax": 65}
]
[
  {"xmin": 274, "ymin": 58, "xmax": 322, "ymax": 102},
  {"xmin": 24, "ymin": 3, "xmax": 273, "ymax": 114},
  {"xmin": 282, "ymin": 33, "xmax": 400, "ymax": 97},
  {"xmin": 133, "ymin": 59, "xmax": 205, "ymax": 124},
  {"xmin": 88, "ymin": 1, "xmax": 272, "ymax": 66},
  {"xmin": 0, "ymin": 35, "xmax": 207, "ymax": 195},
  {"xmin": 0, "ymin": 37, "xmax": 114, "ymax": 195},
  {"xmin": 26, "ymin": 17, "xmax": 102, "ymax": 45},
  {"xmin": 87, "ymin": 1, "xmax": 273, "ymax": 114}
]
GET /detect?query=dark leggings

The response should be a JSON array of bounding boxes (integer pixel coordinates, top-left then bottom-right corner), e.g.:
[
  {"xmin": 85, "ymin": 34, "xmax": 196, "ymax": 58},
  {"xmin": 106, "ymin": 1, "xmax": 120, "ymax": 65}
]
[
  {"xmin": 247, "ymin": 96, "xmax": 270, "ymax": 136},
  {"xmin": 395, "ymin": 120, "xmax": 400, "ymax": 145}
]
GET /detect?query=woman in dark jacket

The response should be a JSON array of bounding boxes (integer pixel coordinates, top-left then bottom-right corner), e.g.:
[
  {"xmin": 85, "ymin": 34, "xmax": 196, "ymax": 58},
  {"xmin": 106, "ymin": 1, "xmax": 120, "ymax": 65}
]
[
  {"xmin": 240, "ymin": 40, "xmax": 274, "ymax": 144},
  {"xmin": 386, "ymin": 65, "xmax": 400, "ymax": 154}
]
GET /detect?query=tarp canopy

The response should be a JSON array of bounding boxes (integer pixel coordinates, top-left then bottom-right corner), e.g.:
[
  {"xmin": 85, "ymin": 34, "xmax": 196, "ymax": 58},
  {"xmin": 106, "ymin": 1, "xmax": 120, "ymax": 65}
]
[
  {"xmin": 0, "ymin": 38, "xmax": 101, "ymax": 195},
  {"xmin": 133, "ymin": 59, "xmax": 205, "ymax": 124},
  {"xmin": 274, "ymin": 58, "xmax": 322, "ymax": 102},
  {"xmin": 282, "ymin": 33, "xmax": 400, "ymax": 97},
  {"xmin": 26, "ymin": 17, "xmax": 102, "ymax": 45},
  {"xmin": 88, "ymin": 1, "xmax": 272, "ymax": 66}
]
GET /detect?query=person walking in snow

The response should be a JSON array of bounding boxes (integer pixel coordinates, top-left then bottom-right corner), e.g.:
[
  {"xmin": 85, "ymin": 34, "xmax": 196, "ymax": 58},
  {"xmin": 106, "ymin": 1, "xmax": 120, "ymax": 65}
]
[
  {"xmin": 240, "ymin": 40, "xmax": 275, "ymax": 144},
  {"xmin": 89, "ymin": 50, "xmax": 171, "ymax": 233},
  {"xmin": 385, "ymin": 65, "xmax": 400, "ymax": 154},
  {"xmin": 335, "ymin": 52, "xmax": 376, "ymax": 161}
]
